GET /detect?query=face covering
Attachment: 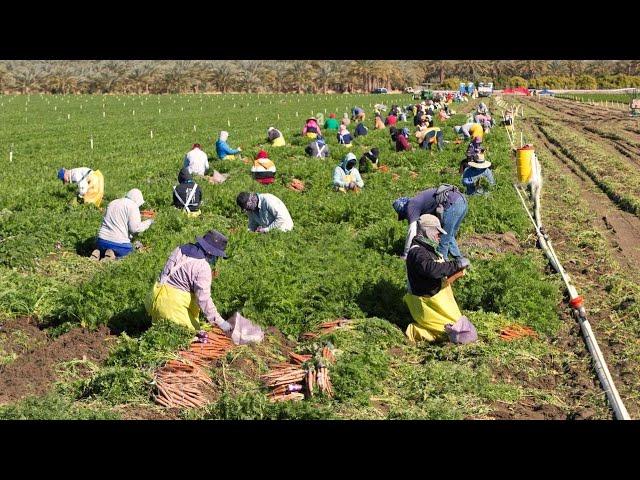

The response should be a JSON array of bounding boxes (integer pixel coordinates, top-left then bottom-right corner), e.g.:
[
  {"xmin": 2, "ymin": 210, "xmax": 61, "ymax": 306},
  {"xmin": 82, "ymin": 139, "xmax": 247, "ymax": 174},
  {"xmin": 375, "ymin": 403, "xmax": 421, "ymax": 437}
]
[{"xmin": 207, "ymin": 255, "xmax": 218, "ymax": 266}]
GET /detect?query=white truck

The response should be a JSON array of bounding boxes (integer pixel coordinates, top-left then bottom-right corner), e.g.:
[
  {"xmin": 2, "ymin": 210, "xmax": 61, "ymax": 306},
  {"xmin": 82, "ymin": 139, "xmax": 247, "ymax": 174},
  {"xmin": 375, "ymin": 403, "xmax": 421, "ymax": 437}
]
[{"xmin": 478, "ymin": 82, "xmax": 494, "ymax": 97}]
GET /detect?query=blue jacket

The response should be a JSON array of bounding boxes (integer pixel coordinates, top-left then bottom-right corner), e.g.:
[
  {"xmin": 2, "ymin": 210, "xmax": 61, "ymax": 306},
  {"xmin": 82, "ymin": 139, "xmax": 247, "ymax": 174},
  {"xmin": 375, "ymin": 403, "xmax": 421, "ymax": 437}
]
[{"xmin": 216, "ymin": 139, "xmax": 240, "ymax": 159}]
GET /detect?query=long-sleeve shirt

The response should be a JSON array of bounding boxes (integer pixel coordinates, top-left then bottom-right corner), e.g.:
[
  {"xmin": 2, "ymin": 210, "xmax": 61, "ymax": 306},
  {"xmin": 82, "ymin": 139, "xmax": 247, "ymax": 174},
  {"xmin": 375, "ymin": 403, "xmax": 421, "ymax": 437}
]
[
  {"xmin": 402, "ymin": 188, "xmax": 464, "ymax": 256},
  {"xmin": 396, "ymin": 134, "xmax": 411, "ymax": 151},
  {"xmin": 183, "ymin": 148, "xmax": 209, "ymax": 176},
  {"xmin": 462, "ymin": 167, "xmax": 495, "ymax": 195},
  {"xmin": 406, "ymin": 237, "xmax": 459, "ymax": 297},
  {"xmin": 247, "ymin": 193, "xmax": 294, "ymax": 232},
  {"xmin": 215, "ymin": 139, "xmax": 240, "ymax": 159},
  {"xmin": 333, "ymin": 165, "xmax": 364, "ymax": 188},
  {"xmin": 97, "ymin": 197, "xmax": 153, "ymax": 244},
  {"xmin": 68, "ymin": 167, "xmax": 93, "ymax": 196},
  {"xmin": 159, "ymin": 247, "xmax": 222, "ymax": 325}
]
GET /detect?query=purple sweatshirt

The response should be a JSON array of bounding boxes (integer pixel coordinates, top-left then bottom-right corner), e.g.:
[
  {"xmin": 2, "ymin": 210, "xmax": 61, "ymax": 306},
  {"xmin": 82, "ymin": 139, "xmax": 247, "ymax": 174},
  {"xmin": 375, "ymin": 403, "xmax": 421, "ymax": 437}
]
[{"xmin": 159, "ymin": 247, "xmax": 222, "ymax": 325}]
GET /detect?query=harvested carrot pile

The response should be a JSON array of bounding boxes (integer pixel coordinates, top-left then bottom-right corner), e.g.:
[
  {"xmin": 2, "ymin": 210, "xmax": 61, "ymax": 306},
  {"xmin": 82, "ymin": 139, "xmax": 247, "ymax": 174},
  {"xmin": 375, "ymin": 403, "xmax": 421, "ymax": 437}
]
[
  {"xmin": 262, "ymin": 343, "xmax": 336, "ymax": 402},
  {"xmin": 301, "ymin": 319, "xmax": 353, "ymax": 339},
  {"xmin": 409, "ymin": 171, "xmax": 419, "ymax": 179},
  {"xmin": 378, "ymin": 165, "xmax": 390, "ymax": 173},
  {"xmin": 499, "ymin": 324, "xmax": 538, "ymax": 341},
  {"xmin": 141, "ymin": 209, "xmax": 156, "ymax": 219},
  {"xmin": 153, "ymin": 328, "xmax": 234, "ymax": 409}
]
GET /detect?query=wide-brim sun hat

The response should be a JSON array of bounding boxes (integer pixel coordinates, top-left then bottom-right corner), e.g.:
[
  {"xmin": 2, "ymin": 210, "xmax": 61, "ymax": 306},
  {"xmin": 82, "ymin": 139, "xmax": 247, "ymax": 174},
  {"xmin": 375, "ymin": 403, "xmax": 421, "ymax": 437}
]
[
  {"xmin": 467, "ymin": 158, "xmax": 492, "ymax": 168},
  {"xmin": 195, "ymin": 230, "xmax": 229, "ymax": 259}
]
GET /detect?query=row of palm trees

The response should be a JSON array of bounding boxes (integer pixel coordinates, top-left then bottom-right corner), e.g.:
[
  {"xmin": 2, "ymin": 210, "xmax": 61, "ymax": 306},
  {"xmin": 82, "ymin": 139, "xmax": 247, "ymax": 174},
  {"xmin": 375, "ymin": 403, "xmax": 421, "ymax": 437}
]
[{"xmin": 1, "ymin": 60, "xmax": 639, "ymax": 94}]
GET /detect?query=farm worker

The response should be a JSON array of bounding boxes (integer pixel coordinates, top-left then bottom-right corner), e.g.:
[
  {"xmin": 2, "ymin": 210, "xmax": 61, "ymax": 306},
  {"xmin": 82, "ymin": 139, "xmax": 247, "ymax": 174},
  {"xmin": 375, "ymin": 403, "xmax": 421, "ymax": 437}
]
[
  {"xmin": 389, "ymin": 126, "xmax": 398, "ymax": 143},
  {"xmin": 477, "ymin": 102, "xmax": 489, "ymax": 115},
  {"xmin": 416, "ymin": 118, "xmax": 444, "ymax": 151},
  {"xmin": 460, "ymin": 137, "xmax": 485, "ymax": 172},
  {"xmin": 462, "ymin": 153, "xmax": 495, "ymax": 195},
  {"xmin": 341, "ymin": 112, "xmax": 351, "ymax": 126},
  {"xmin": 267, "ymin": 127, "xmax": 286, "ymax": 147},
  {"xmin": 358, "ymin": 147, "xmax": 380, "ymax": 173},
  {"xmin": 354, "ymin": 122, "xmax": 368, "ymax": 137},
  {"xmin": 236, "ymin": 192, "xmax": 294, "ymax": 233},
  {"xmin": 395, "ymin": 127, "xmax": 412, "ymax": 152},
  {"xmin": 91, "ymin": 188, "xmax": 154, "ymax": 261},
  {"xmin": 57, "ymin": 167, "xmax": 105, "ymax": 207},
  {"xmin": 374, "ymin": 112, "xmax": 386, "ymax": 129},
  {"xmin": 351, "ymin": 106, "xmax": 365, "ymax": 122},
  {"xmin": 333, "ymin": 153, "xmax": 364, "ymax": 192},
  {"xmin": 393, "ymin": 184, "xmax": 468, "ymax": 260},
  {"xmin": 302, "ymin": 117, "xmax": 322, "ymax": 139},
  {"xmin": 337, "ymin": 124, "xmax": 353, "ymax": 147},
  {"xmin": 251, "ymin": 149, "xmax": 276, "ymax": 185},
  {"xmin": 183, "ymin": 143, "xmax": 209, "ymax": 176},
  {"xmin": 216, "ymin": 131, "xmax": 242, "ymax": 160},
  {"xmin": 145, "ymin": 230, "xmax": 233, "ymax": 333},
  {"xmin": 305, "ymin": 137, "xmax": 330, "ymax": 158},
  {"xmin": 173, "ymin": 167, "xmax": 203, "ymax": 216},
  {"xmin": 454, "ymin": 123, "xmax": 483, "ymax": 140},
  {"xmin": 324, "ymin": 113, "xmax": 340, "ymax": 130},
  {"xmin": 438, "ymin": 108, "xmax": 450, "ymax": 121},
  {"xmin": 385, "ymin": 112, "xmax": 398, "ymax": 127},
  {"xmin": 403, "ymin": 214, "xmax": 474, "ymax": 343},
  {"xmin": 414, "ymin": 105, "xmax": 425, "ymax": 126}
]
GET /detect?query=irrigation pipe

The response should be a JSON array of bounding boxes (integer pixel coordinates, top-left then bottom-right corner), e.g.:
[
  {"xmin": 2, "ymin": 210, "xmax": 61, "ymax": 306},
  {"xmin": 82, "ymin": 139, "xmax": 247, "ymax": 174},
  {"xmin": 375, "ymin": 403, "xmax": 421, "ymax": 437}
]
[{"xmin": 513, "ymin": 183, "xmax": 631, "ymax": 420}]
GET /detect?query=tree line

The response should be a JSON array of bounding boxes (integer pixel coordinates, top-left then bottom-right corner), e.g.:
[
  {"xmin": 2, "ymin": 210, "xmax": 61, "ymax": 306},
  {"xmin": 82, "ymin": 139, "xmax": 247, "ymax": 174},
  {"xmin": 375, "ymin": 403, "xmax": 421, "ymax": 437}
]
[{"xmin": 1, "ymin": 60, "xmax": 639, "ymax": 95}]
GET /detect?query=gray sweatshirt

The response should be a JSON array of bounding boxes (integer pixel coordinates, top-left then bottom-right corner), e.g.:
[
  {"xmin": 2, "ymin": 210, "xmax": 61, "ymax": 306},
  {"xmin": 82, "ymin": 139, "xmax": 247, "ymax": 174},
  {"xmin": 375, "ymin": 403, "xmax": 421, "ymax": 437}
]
[{"xmin": 97, "ymin": 197, "xmax": 152, "ymax": 244}]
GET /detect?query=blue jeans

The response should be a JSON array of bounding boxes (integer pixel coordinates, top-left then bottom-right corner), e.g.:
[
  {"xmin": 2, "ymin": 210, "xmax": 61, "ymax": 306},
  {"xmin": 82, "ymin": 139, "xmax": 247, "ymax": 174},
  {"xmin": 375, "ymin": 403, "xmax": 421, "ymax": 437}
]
[
  {"xmin": 437, "ymin": 197, "xmax": 468, "ymax": 260},
  {"xmin": 96, "ymin": 238, "xmax": 133, "ymax": 258}
]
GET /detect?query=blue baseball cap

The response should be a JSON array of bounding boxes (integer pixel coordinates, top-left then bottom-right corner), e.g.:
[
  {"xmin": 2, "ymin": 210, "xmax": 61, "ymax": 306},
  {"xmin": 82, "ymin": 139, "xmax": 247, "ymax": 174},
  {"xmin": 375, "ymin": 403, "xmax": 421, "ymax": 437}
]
[{"xmin": 57, "ymin": 168, "xmax": 66, "ymax": 181}]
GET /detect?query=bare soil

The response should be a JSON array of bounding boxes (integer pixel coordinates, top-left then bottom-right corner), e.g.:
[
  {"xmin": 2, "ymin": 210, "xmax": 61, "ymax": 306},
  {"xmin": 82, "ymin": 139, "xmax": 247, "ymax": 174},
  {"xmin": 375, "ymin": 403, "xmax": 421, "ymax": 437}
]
[{"xmin": 0, "ymin": 321, "xmax": 113, "ymax": 405}]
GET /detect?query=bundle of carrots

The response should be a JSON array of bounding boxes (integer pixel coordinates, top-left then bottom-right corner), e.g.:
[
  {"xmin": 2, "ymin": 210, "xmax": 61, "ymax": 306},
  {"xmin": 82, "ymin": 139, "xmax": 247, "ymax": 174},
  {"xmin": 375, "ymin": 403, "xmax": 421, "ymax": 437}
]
[
  {"xmin": 141, "ymin": 209, "xmax": 156, "ymax": 219},
  {"xmin": 301, "ymin": 319, "xmax": 353, "ymax": 339},
  {"xmin": 409, "ymin": 171, "xmax": 419, "ymax": 179},
  {"xmin": 391, "ymin": 173, "xmax": 400, "ymax": 182},
  {"xmin": 261, "ymin": 363, "xmax": 307, "ymax": 402},
  {"xmin": 264, "ymin": 343, "xmax": 336, "ymax": 402},
  {"xmin": 378, "ymin": 165, "xmax": 390, "ymax": 173},
  {"xmin": 499, "ymin": 324, "xmax": 538, "ymax": 341},
  {"xmin": 288, "ymin": 178, "xmax": 305, "ymax": 192},
  {"xmin": 153, "ymin": 328, "xmax": 235, "ymax": 409}
]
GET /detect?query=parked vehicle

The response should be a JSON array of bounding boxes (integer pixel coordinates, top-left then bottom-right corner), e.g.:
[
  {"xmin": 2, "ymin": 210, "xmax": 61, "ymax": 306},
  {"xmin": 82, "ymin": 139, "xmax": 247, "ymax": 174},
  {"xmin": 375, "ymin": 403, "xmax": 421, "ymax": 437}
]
[
  {"xmin": 478, "ymin": 82, "xmax": 494, "ymax": 97},
  {"xmin": 372, "ymin": 87, "xmax": 388, "ymax": 94}
]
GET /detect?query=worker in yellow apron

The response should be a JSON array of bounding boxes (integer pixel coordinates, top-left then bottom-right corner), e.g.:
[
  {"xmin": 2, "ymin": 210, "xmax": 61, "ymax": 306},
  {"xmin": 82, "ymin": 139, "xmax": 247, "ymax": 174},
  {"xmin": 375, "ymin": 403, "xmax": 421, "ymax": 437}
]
[
  {"xmin": 145, "ymin": 230, "xmax": 232, "ymax": 332},
  {"xmin": 58, "ymin": 167, "xmax": 104, "ymax": 207},
  {"xmin": 403, "ymin": 214, "xmax": 476, "ymax": 343},
  {"xmin": 333, "ymin": 153, "xmax": 364, "ymax": 193}
]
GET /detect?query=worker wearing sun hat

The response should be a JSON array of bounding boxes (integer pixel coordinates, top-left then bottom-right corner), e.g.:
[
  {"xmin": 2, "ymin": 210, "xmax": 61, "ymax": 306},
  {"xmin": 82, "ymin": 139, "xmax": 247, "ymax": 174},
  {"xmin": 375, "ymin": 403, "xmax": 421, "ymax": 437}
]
[
  {"xmin": 302, "ymin": 117, "xmax": 322, "ymax": 139},
  {"xmin": 91, "ymin": 188, "xmax": 154, "ymax": 261},
  {"xmin": 57, "ymin": 166, "xmax": 104, "ymax": 207},
  {"xmin": 145, "ymin": 230, "xmax": 233, "ymax": 332},
  {"xmin": 267, "ymin": 127, "xmax": 286, "ymax": 147},
  {"xmin": 462, "ymin": 152, "xmax": 495, "ymax": 195},
  {"xmin": 216, "ymin": 131, "xmax": 242, "ymax": 160},
  {"xmin": 403, "ymin": 214, "xmax": 474, "ymax": 343}
]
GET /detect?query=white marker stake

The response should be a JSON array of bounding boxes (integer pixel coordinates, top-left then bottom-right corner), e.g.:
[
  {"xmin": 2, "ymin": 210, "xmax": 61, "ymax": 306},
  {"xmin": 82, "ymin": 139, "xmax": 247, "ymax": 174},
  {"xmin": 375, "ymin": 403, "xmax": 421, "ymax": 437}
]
[
  {"xmin": 227, "ymin": 119, "xmax": 231, "ymax": 127},
  {"xmin": 9, "ymin": 150, "xmax": 13, "ymax": 162},
  {"xmin": 54, "ymin": 106, "xmax": 57, "ymax": 111},
  {"xmin": 277, "ymin": 113, "xmax": 280, "ymax": 120},
  {"xmin": 193, "ymin": 125, "xmax": 197, "ymax": 132},
  {"xmin": 255, "ymin": 117, "xmax": 258, "ymax": 122},
  {"xmin": 67, "ymin": 114, "xmax": 70, "ymax": 120},
  {"xmin": 90, "ymin": 137, "xmax": 94, "ymax": 149},
  {"xmin": 103, "ymin": 111, "xmax": 106, "ymax": 118},
  {"xmin": 159, "ymin": 109, "xmax": 161, "ymax": 114},
  {"xmin": 296, "ymin": 112, "xmax": 299, "ymax": 117},
  {"xmin": 150, "ymin": 130, "xmax": 153, "ymax": 139},
  {"xmin": 133, "ymin": 110, "xmax": 135, "ymax": 115}
]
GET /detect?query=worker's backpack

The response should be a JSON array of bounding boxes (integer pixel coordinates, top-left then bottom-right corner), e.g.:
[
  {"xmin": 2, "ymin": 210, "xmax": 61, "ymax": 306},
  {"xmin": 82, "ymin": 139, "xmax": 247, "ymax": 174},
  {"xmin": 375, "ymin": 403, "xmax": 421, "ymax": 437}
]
[{"xmin": 434, "ymin": 184, "xmax": 461, "ymax": 219}]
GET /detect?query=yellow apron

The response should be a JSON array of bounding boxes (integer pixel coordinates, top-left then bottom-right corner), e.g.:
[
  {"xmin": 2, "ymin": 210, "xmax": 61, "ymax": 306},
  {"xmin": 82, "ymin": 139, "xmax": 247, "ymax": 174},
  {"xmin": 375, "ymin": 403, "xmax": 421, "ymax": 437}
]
[
  {"xmin": 336, "ymin": 173, "xmax": 354, "ymax": 193},
  {"xmin": 82, "ymin": 170, "xmax": 104, "ymax": 207},
  {"xmin": 222, "ymin": 154, "xmax": 237, "ymax": 160},
  {"xmin": 305, "ymin": 132, "xmax": 318, "ymax": 139},
  {"xmin": 272, "ymin": 136, "xmax": 286, "ymax": 147},
  {"xmin": 404, "ymin": 281, "xmax": 462, "ymax": 343},
  {"xmin": 145, "ymin": 281, "xmax": 201, "ymax": 331}
]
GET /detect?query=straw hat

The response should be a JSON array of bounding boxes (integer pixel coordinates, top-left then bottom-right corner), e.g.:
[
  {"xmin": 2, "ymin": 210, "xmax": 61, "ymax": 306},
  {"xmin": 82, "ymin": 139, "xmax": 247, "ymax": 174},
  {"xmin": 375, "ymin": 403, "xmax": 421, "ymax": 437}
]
[{"xmin": 467, "ymin": 153, "xmax": 491, "ymax": 169}]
